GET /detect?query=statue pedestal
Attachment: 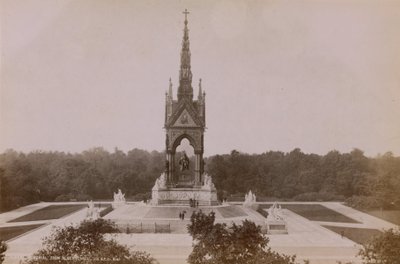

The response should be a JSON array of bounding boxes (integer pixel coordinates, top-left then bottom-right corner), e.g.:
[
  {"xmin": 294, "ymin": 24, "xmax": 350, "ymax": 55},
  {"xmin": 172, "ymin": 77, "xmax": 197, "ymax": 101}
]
[
  {"xmin": 265, "ymin": 203, "xmax": 288, "ymax": 234},
  {"xmin": 176, "ymin": 171, "xmax": 194, "ymax": 188},
  {"xmin": 265, "ymin": 219, "xmax": 288, "ymax": 234},
  {"xmin": 151, "ymin": 173, "xmax": 218, "ymax": 206},
  {"xmin": 151, "ymin": 187, "xmax": 218, "ymax": 206}
]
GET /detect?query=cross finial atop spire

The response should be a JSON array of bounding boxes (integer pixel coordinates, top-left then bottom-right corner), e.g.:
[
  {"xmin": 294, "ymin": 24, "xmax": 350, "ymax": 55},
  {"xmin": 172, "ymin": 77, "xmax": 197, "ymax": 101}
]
[{"xmin": 183, "ymin": 9, "xmax": 190, "ymax": 22}]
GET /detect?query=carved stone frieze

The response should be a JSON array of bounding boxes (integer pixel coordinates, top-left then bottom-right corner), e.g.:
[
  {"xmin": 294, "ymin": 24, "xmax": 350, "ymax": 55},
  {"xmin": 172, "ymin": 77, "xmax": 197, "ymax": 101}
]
[{"xmin": 151, "ymin": 188, "xmax": 217, "ymax": 205}]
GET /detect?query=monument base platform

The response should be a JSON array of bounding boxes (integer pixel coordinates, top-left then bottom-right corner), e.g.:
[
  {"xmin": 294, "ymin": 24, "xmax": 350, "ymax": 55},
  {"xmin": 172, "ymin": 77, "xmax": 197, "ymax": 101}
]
[{"xmin": 151, "ymin": 187, "xmax": 218, "ymax": 206}]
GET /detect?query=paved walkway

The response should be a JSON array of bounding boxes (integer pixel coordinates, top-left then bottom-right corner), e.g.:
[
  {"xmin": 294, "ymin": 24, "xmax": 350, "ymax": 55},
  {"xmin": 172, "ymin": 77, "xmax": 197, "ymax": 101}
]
[
  {"xmin": 105, "ymin": 204, "xmax": 266, "ymax": 234},
  {"xmin": 1, "ymin": 201, "xmax": 398, "ymax": 264},
  {"xmin": 322, "ymin": 202, "xmax": 397, "ymax": 230},
  {"xmin": 0, "ymin": 220, "xmax": 52, "ymax": 228},
  {"xmin": 269, "ymin": 209, "xmax": 361, "ymax": 263}
]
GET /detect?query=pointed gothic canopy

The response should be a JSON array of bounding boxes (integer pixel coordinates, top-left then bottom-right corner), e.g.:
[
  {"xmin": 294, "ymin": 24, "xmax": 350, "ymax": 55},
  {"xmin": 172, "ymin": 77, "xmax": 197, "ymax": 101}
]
[{"xmin": 177, "ymin": 9, "xmax": 193, "ymax": 101}]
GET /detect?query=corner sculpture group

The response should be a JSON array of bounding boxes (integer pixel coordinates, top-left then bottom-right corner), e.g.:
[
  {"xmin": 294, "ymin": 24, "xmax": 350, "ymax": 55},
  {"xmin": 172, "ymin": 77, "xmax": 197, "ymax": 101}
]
[
  {"xmin": 242, "ymin": 190, "xmax": 288, "ymax": 234},
  {"xmin": 112, "ymin": 189, "xmax": 126, "ymax": 209}
]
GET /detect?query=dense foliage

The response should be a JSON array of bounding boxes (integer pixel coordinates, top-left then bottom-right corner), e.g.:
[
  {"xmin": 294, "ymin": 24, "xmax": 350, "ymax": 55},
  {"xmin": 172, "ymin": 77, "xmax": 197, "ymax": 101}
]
[
  {"xmin": 207, "ymin": 149, "xmax": 400, "ymax": 209},
  {"xmin": 0, "ymin": 148, "xmax": 164, "ymax": 211},
  {"xmin": 1, "ymin": 147, "xmax": 399, "ymax": 212},
  {"xmin": 187, "ymin": 210, "xmax": 297, "ymax": 264},
  {"xmin": 0, "ymin": 240, "xmax": 7, "ymax": 264},
  {"xmin": 25, "ymin": 219, "xmax": 156, "ymax": 264},
  {"xmin": 359, "ymin": 228, "xmax": 400, "ymax": 264}
]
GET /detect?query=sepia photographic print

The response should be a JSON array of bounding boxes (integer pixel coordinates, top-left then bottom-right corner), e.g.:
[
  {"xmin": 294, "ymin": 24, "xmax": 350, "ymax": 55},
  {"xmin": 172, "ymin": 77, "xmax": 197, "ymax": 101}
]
[{"xmin": 1, "ymin": 1, "xmax": 400, "ymax": 264}]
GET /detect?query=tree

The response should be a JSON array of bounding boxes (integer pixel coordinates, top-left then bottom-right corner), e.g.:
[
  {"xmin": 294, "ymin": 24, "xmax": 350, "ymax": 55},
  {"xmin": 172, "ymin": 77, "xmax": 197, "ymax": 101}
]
[
  {"xmin": 359, "ymin": 228, "xmax": 400, "ymax": 264},
  {"xmin": 1, "ymin": 148, "xmax": 399, "ymax": 211},
  {"xmin": 187, "ymin": 210, "xmax": 297, "ymax": 264},
  {"xmin": 0, "ymin": 240, "xmax": 7, "ymax": 264},
  {"xmin": 25, "ymin": 219, "xmax": 156, "ymax": 264}
]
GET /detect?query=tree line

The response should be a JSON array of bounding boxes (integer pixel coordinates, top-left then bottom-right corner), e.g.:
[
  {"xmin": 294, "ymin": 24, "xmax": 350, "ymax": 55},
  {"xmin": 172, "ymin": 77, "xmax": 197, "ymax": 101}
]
[
  {"xmin": 207, "ymin": 149, "xmax": 400, "ymax": 210},
  {"xmin": 1, "ymin": 147, "xmax": 399, "ymax": 212},
  {"xmin": 0, "ymin": 148, "xmax": 164, "ymax": 212}
]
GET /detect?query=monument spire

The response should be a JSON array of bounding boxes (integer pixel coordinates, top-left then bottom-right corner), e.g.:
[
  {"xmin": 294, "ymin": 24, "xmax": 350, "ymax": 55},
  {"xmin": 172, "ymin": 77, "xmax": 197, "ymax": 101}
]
[{"xmin": 177, "ymin": 9, "xmax": 193, "ymax": 101}]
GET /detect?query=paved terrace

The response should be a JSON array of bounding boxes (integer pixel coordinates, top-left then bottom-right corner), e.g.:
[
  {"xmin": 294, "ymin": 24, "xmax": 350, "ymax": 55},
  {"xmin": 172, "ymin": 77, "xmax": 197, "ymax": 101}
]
[{"xmin": 1, "ymin": 201, "xmax": 397, "ymax": 264}]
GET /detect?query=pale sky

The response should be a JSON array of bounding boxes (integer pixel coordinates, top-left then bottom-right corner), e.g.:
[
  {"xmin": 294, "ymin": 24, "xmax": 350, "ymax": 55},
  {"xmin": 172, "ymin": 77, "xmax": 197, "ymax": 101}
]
[{"xmin": 1, "ymin": 0, "xmax": 400, "ymax": 157}]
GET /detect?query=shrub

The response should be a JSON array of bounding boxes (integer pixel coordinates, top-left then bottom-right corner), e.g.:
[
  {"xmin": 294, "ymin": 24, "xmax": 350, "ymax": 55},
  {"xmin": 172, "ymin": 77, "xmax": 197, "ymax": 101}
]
[
  {"xmin": 227, "ymin": 193, "xmax": 245, "ymax": 202},
  {"xmin": 54, "ymin": 193, "xmax": 92, "ymax": 202},
  {"xmin": 359, "ymin": 228, "xmax": 400, "ymax": 264},
  {"xmin": 79, "ymin": 218, "xmax": 119, "ymax": 234},
  {"xmin": 54, "ymin": 194, "xmax": 72, "ymax": 202},
  {"xmin": 129, "ymin": 192, "xmax": 151, "ymax": 202},
  {"xmin": 345, "ymin": 195, "xmax": 381, "ymax": 210},
  {"xmin": 293, "ymin": 192, "xmax": 345, "ymax": 202},
  {"xmin": 74, "ymin": 194, "xmax": 93, "ymax": 201},
  {"xmin": 24, "ymin": 219, "xmax": 155, "ymax": 264},
  {"xmin": 0, "ymin": 240, "xmax": 7, "ymax": 264},
  {"xmin": 187, "ymin": 210, "xmax": 297, "ymax": 264}
]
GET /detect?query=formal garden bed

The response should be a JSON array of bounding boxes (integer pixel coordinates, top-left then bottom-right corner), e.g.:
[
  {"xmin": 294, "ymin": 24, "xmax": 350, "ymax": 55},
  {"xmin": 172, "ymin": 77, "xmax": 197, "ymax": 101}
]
[
  {"xmin": 99, "ymin": 204, "xmax": 114, "ymax": 217},
  {"xmin": 256, "ymin": 207, "xmax": 269, "ymax": 218},
  {"xmin": 258, "ymin": 204, "xmax": 359, "ymax": 223},
  {"xmin": 323, "ymin": 226, "xmax": 382, "ymax": 244},
  {"xmin": 0, "ymin": 224, "xmax": 45, "ymax": 241},
  {"xmin": 8, "ymin": 204, "xmax": 87, "ymax": 222},
  {"xmin": 217, "ymin": 205, "xmax": 247, "ymax": 218}
]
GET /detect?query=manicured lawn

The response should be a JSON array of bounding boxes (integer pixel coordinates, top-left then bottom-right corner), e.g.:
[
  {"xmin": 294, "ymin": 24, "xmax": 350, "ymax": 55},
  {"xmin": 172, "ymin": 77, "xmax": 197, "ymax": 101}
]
[
  {"xmin": 99, "ymin": 205, "xmax": 114, "ymax": 217},
  {"xmin": 8, "ymin": 204, "xmax": 87, "ymax": 222},
  {"xmin": 283, "ymin": 204, "xmax": 359, "ymax": 223},
  {"xmin": 259, "ymin": 204, "xmax": 359, "ymax": 223},
  {"xmin": 365, "ymin": 210, "xmax": 400, "ymax": 225},
  {"xmin": 256, "ymin": 207, "xmax": 268, "ymax": 219},
  {"xmin": 323, "ymin": 226, "xmax": 382, "ymax": 244},
  {"xmin": 218, "ymin": 206, "xmax": 247, "ymax": 218},
  {"xmin": 0, "ymin": 224, "xmax": 45, "ymax": 241}
]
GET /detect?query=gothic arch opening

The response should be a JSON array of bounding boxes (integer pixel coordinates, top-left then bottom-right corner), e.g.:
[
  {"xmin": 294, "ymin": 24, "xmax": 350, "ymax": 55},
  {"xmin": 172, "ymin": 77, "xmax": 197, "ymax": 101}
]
[
  {"xmin": 171, "ymin": 133, "xmax": 198, "ymax": 153},
  {"xmin": 175, "ymin": 138, "xmax": 195, "ymax": 187},
  {"xmin": 176, "ymin": 138, "xmax": 194, "ymax": 157}
]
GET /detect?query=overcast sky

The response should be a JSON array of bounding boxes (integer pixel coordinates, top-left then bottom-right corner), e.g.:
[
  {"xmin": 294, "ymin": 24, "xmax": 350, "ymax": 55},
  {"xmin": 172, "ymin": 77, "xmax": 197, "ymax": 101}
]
[{"xmin": 1, "ymin": 0, "xmax": 400, "ymax": 157}]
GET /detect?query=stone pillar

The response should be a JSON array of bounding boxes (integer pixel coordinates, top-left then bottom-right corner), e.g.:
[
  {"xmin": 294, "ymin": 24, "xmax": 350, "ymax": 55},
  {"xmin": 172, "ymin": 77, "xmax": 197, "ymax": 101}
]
[
  {"xmin": 166, "ymin": 152, "xmax": 171, "ymax": 184},
  {"xmin": 167, "ymin": 152, "xmax": 175, "ymax": 186},
  {"xmin": 194, "ymin": 153, "xmax": 202, "ymax": 187},
  {"xmin": 200, "ymin": 158, "xmax": 204, "ymax": 183},
  {"xmin": 170, "ymin": 153, "xmax": 175, "ymax": 185}
]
